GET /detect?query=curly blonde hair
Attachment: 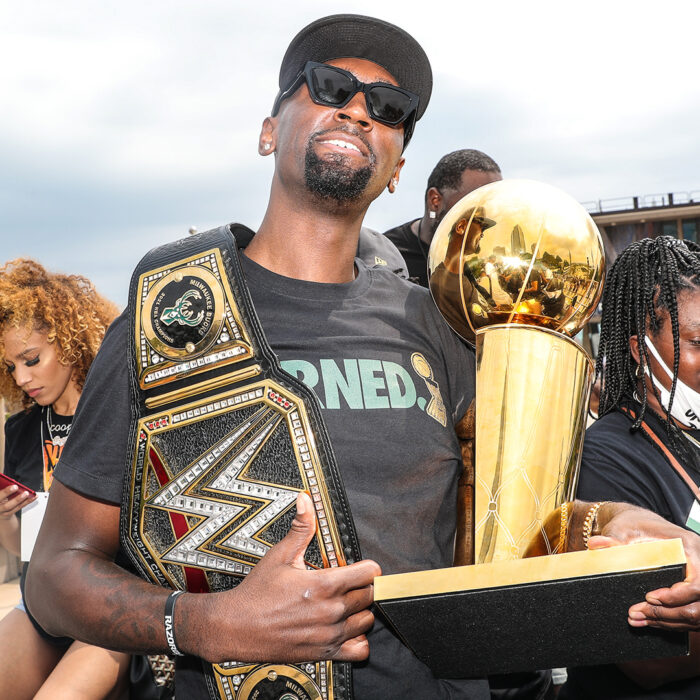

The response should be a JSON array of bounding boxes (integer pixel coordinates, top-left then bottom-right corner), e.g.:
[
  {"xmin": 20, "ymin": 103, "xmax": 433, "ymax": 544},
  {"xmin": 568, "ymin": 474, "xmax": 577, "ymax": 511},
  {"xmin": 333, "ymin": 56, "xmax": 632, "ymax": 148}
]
[{"xmin": 0, "ymin": 259, "xmax": 120, "ymax": 410}]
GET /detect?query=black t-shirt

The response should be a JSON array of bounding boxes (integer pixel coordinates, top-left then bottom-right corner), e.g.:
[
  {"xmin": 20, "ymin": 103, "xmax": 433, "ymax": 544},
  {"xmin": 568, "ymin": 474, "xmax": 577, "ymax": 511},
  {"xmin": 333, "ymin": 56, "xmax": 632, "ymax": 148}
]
[
  {"xmin": 577, "ymin": 405, "xmax": 700, "ymax": 534},
  {"xmin": 356, "ymin": 226, "xmax": 409, "ymax": 279},
  {"xmin": 383, "ymin": 220, "xmax": 430, "ymax": 287},
  {"xmin": 4, "ymin": 405, "xmax": 44, "ymax": 492},
  {"xmin": 56, "ymin": 250, "xmax": 488, "ymax": 699},
  {"xmin": 5, "ymin": 404, "xmax": 73, "ymax": 493},
  {"xmin": 560, "ymin": 403, "xmax": 700, "ymax": 700}
]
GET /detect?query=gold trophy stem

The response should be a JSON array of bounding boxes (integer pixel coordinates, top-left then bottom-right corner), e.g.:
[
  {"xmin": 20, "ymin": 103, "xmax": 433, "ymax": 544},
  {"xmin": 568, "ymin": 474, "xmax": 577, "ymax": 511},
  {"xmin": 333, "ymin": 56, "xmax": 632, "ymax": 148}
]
[{"xmin": 474, "ymin": 325, "xmax": 593, "ymax": 563}]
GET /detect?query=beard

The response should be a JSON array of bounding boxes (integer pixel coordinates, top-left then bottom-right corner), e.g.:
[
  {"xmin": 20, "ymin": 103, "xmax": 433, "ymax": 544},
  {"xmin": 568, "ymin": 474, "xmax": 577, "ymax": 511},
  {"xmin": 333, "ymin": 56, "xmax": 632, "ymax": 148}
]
[{"xmin": 304, "ymin": 142, "xmax": 374, "ymax": 202}]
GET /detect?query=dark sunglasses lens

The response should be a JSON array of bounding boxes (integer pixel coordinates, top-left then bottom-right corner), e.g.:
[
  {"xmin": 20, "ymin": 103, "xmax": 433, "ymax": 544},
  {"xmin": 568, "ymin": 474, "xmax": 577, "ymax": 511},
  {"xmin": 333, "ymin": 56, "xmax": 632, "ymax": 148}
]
[
  {"xmin": 367, "ymin": 86, "xmax": 413, "ymax": 124},
  {"xmin": 310, "ymin": 66, "xmax": 354, "ymax": 105}
]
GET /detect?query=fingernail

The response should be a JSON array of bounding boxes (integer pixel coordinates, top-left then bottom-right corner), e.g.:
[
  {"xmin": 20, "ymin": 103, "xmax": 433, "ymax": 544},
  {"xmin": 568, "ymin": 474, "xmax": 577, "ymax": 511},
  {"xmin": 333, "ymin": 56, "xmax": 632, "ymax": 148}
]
[
  {"xmin": 647, "ymin": 596, "xmax": 661, "ymax": 605},
  {"xmin": 629, "ymin": 611, "xmax": 645, "ymax": 620},
  {"xmin": 296, "ymin": 493, "xmax": 306, "ymax": 515},
  {"xmin": 10, "ymin": 486, "xmax": 17, "ymax": 492}
]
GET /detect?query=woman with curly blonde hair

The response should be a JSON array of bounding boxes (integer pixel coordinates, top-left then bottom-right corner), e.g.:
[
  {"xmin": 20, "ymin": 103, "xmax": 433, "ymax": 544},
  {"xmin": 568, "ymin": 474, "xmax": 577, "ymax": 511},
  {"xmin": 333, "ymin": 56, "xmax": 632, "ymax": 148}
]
[{"xmin": 0, "ymin": 259, "xmax": 129, "ymax": 699}]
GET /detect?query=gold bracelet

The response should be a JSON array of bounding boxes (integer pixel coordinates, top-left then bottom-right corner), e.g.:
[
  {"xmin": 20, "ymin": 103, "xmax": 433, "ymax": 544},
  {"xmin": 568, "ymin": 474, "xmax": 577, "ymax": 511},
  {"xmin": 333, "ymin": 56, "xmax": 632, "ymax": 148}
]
[
  {"xmin": 582, "ymin": 501, "xmax": 605, "ymax": 549},
  {"xmin": 559, "ymin": 501, "xmax": 569, "ymax": 553}
]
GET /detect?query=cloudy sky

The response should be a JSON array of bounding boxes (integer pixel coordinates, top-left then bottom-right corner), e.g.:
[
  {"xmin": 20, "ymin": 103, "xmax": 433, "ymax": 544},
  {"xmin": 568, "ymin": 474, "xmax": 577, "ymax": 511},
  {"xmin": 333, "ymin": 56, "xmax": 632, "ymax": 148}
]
[{"xmin": 3, "ymin": 0, "xmax": 698, "ymax": 305}]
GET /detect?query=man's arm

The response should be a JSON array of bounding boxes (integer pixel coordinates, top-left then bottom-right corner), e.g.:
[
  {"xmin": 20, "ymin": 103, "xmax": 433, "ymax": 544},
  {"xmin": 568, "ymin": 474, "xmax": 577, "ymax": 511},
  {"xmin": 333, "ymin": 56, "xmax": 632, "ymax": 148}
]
[
  {"xmin": 585, "ymin": 502, "xmax": 700, "ymax": 632},
  {"xmin": 527, "ymin": 501, "xmax": 700, "ymax": 686},
  {"xmin": 531, "ymin": 501, "xmax": 700, "ymax": 634},
  {"xmin": 553, "ymin": 501, "xmax": 700, "ymax": 632},
  {"xmin": 26, "ymin": 483, "xmax": 380, "ymax": 663}
]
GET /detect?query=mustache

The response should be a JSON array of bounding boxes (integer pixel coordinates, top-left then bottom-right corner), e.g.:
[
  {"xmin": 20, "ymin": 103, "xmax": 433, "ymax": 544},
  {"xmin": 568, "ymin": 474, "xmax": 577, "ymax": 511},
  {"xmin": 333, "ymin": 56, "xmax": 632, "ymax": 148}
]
[{"xmin": 310, "ymin": 125, "xmax": 376, "ymax": 164}]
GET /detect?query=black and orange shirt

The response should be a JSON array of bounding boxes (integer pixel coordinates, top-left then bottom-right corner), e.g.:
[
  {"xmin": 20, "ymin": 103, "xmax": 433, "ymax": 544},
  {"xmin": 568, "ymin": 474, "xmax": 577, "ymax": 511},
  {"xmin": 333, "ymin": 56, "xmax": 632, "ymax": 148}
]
[{"xmin": 4, "ymin": 404, "xmax": 72, "ymax": 494}]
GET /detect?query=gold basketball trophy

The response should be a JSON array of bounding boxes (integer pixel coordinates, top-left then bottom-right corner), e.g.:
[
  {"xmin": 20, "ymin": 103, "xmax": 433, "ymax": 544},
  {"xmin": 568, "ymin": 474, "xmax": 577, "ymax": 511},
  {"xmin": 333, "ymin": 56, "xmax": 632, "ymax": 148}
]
[
  {"xmin": 427, "ymin": 178, "xmax": 603, "ymax": 564},
  {"xmin": 373, "ymin": 180, "xmax": 687, "ymax": 678}
]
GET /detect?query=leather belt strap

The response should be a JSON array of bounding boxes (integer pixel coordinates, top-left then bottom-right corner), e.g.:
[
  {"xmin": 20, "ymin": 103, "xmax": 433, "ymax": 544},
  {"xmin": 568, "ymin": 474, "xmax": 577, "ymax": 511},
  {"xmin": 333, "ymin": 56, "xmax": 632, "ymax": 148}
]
[{"xmin": 120, "ymin": 224, "xmax": 360, "ymax": 700}]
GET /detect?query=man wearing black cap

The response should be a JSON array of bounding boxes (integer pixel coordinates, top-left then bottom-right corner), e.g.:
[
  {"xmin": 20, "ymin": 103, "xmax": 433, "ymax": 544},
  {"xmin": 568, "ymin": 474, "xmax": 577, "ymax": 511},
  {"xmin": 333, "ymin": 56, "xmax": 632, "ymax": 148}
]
[
  {"xmin": 26, "ymin": 13, "xmax": 488, "ymax": 700},
  {"xmin": 22, "ymin": 12, "xmax": 700, "ymax": 700}
]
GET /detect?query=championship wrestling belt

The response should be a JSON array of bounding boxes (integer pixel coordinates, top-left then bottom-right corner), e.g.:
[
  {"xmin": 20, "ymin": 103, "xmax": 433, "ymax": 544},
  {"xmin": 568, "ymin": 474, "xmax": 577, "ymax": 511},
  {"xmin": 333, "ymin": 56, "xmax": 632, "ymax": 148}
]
[{"xmin": 120, "ymin": 224, "xmax": 361, "ymax": 700}]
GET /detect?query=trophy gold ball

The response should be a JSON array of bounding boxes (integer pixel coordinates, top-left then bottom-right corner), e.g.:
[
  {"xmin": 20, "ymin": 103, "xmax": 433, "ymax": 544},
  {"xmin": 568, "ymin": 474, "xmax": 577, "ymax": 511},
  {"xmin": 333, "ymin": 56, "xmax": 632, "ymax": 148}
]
[
  {"xmin": 427, "ymin": 179, "xmax": 605, "ymax": 346},
  {"xmin": 434, "ymin": 180, "xmax": 606, "ymax": 565}
]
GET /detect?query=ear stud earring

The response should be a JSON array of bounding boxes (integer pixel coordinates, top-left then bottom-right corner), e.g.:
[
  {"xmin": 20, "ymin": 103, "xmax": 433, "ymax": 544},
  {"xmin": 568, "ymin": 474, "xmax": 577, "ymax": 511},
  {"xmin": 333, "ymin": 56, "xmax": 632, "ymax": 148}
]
[
  {"xmin": 264, "ymin": 143, "xmax": 271, "ymax": 151},
  {"xmin": 429, "ymin": 211, "xmax": 436, "ymax": 219}
]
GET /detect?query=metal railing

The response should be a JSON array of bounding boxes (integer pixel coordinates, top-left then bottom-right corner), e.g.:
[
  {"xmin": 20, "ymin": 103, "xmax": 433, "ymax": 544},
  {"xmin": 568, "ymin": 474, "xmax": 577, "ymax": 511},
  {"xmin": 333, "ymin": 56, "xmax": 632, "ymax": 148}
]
[{"xmin": 582, "ymin": 190, "xmax": 700, "ymax": 214}]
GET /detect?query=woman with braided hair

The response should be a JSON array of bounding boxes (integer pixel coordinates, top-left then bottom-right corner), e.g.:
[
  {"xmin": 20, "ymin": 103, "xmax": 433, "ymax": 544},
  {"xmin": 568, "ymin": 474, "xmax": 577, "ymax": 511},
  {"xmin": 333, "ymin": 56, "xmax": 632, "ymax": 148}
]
[
  {"xmin": 561, "ymin": 236, "xmax": 700, "ymax": 699},
  {"xmin": 0, "ymin": 259, "xmax": 130, "ymax": 699}
]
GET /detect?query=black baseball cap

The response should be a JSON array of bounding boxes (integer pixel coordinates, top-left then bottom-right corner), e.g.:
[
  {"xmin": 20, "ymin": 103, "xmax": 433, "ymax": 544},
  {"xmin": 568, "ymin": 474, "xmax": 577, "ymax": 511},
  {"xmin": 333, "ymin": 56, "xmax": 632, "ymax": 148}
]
[
  {"xmin": 275, "ymin": 14, "xmax": 432, "ymax": 122},
  {"xmin": 469, "ymin": 207, "xmax": 497, "ymax": 230}
]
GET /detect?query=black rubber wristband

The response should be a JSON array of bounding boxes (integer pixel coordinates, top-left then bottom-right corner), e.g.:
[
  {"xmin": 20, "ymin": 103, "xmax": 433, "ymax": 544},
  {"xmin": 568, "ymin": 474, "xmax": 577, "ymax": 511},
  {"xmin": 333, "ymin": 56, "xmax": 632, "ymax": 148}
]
[{"xmin": 164, "ymin": 590, "xmax": 185, "ymax": 657}]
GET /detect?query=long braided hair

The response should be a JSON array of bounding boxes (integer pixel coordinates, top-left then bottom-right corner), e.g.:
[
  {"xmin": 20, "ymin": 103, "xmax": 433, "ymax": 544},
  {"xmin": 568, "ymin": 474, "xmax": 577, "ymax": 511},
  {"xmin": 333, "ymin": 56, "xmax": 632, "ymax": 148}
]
[{"xmin": 596, "ymin": 236, "xmax": 700, "ymax": 448}]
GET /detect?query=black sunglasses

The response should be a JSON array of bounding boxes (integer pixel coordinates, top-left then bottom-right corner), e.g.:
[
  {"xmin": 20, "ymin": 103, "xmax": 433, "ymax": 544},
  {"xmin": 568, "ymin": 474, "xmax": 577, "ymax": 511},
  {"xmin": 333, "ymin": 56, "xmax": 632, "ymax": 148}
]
[{"xmin": 272, "ymin": 61, "xmax": 419, "ymax": 145}]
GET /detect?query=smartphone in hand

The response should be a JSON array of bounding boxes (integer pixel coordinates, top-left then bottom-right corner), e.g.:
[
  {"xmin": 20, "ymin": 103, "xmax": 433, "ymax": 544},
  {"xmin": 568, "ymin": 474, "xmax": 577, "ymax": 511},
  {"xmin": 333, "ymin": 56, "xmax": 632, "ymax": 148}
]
[{"xmin": 0, "ymin": 473, "xmax": 37, "ymax": 499}]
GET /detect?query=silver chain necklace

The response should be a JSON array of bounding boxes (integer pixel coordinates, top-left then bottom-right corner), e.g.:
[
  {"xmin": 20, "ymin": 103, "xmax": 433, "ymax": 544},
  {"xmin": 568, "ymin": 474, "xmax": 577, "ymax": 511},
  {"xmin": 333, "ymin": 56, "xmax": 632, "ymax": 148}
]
[{"xmin": 45, "ymin": 405, "xmax": 72, "ymax": 447}]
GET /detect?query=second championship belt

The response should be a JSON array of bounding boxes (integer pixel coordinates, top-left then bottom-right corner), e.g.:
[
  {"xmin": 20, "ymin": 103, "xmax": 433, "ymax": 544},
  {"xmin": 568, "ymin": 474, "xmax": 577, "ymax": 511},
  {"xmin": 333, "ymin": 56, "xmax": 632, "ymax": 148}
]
[{"xmin": 120, "ymin": 224, "xmax": 361, "ymax": 700}]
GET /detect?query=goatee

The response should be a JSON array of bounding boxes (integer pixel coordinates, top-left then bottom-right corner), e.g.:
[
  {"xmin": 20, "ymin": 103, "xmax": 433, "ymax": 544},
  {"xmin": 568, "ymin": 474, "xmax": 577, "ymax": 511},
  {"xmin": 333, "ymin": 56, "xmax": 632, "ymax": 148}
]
[{"xmin": 304, "ymin": 145, "xmax": 373, "ymax": 202}]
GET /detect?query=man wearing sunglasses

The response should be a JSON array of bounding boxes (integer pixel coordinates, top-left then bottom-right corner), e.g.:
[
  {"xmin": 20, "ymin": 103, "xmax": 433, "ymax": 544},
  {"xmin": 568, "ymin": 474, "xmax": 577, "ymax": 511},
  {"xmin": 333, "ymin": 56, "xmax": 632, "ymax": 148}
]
[
  {"xmin": 28, "ymin": 12, "xmax": 700, "ymax": 700},
  {"xmin": 26, "ymin": 13, "xmax": 489, "ymax": 700},
  {"xmin": 277, "ymin": 56, "xmax": 415, "ymax": 279}
]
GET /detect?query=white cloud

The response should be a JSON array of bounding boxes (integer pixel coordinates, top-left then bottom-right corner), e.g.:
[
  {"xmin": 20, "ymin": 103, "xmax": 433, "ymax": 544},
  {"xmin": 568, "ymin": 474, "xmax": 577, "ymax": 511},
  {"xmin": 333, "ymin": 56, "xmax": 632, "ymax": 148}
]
[{"xmin": 2, "ymin": 0, "xmax": 697, "ymax": 302}]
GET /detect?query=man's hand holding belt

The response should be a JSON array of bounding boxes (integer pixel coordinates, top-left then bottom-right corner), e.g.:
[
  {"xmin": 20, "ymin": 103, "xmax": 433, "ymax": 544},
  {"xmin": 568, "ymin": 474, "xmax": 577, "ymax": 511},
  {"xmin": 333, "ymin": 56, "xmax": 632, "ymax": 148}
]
[{"xmin": 175, "ymin": 492, "xmax": 381, "ymax": 664}]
